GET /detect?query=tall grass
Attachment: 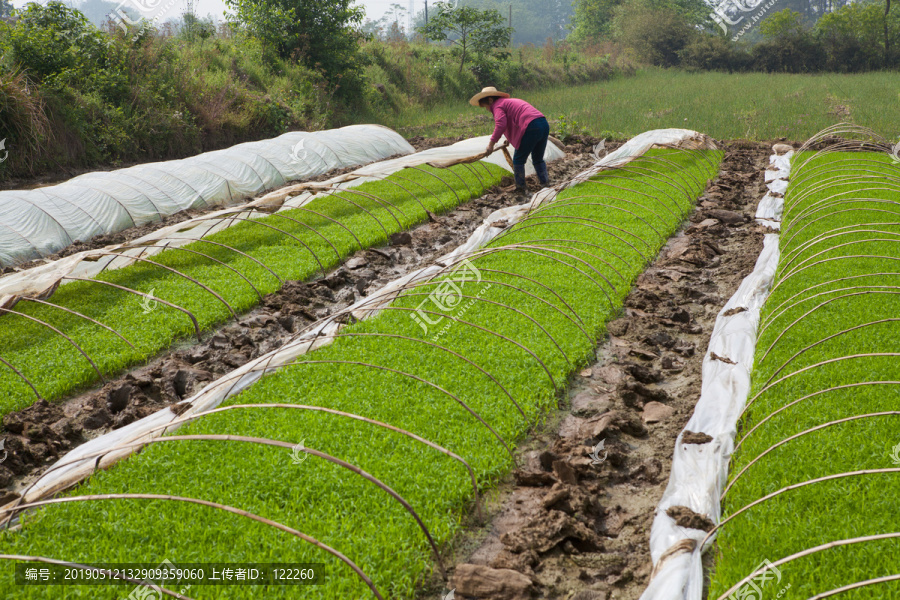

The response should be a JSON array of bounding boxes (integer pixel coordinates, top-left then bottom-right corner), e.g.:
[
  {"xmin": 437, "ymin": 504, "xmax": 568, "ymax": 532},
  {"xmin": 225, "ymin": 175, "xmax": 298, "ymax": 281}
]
[
  {"xmin": 0, "ymin": 70, "xmax": 52, "ymax": 175},
  {"xmin": 356, "ymin": 39, "xmax": 621, "ymax": 116},
  {"xmin": 371, "ymin": 68, "xmax": 900, "ymax": 141}
]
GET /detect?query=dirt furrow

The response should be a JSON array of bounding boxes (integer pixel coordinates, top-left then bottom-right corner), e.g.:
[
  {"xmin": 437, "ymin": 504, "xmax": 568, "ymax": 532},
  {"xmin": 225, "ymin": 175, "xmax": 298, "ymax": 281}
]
[{"xmin": 435, "ymin": 140, "xmax": 773, "ymax": 600}]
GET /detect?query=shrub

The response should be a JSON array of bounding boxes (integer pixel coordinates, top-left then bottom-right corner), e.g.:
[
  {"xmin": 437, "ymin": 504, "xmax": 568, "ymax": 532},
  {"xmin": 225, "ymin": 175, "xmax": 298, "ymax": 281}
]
[
  {"xmin": 814, "ymin": 1, "xmax": 900, "ymax": 71},
  {"xmin": 2, "ymin": 1, "xmax": 109, "ymax": 81},
  {"xmin": 678, "ymin": 35, "xmax": 752, "ymax": 72},
  {"xmin": 224, "ymin": 0, "xmax": 365, "ymax": 97},
  {"xmin": 612, "ymin": 0, "xmax": 696, "ymax": 67}
]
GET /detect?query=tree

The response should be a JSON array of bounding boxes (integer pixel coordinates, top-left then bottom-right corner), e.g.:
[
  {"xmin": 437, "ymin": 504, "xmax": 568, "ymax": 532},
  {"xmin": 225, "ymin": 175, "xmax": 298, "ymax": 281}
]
[
  {"xmin": 885, "ymin": 0, "xmax": 892, "ymax": 62},
  {"xmin": 759, "ymin": 7, "xmax": 807, "ymax": 37},
  {"xmin": 70, "ymin": 0, "xmax": 138, "ymax": 28},
  {"xmin": 459, "ymin": 0, "xmax": 574, "ymax": 46},
  {"xmin": 225, "ymin": 0, "xmax": 364, "ymax": 89},
  {"xmin": 571, "ymin": 0, "xmax": 709, "ymax": 45},
  {"xmin": 418, "ymin": 2, "xmax": 512, "ymax": 73},
  {"xmin": 387, "ymin": 3, "xmax": 408, "ymax": 40},
  {"xmin": 612, "ymin": 0, "xmax": 696, "ymax": 65},
  {"xmin": 569, "ymin": 0, "xmax": 623, "ymax": 43},
  {"xmin": 1, "ymin": 0, "xmax": 14, "ymax": 20},
  {"xmin": 3, "ymin": 2, "xmax": 109, "ymax": 81},
  {"xmin": 814, "ymin": 1, "xmax": 898, "ymax": 69},
  {"xmin": 753, "ymin": 9, "xmax": 822, "ymax": 71},
  {"xmin": 389, "ymin": 2, "xmax": 407, "ymax": 27}
]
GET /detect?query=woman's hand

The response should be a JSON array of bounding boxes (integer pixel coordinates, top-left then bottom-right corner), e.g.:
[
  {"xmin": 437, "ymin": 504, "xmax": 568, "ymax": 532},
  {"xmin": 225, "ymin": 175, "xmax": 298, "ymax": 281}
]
[{"xmin": 485, "ymin": 142, "xmax": 495, "ymax": 156}]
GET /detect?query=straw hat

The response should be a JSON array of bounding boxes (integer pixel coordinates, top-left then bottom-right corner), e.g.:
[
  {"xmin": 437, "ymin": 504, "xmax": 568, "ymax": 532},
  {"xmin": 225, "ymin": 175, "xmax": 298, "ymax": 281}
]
[{"xmin": 469, "ymin": 86, "xmax": 510, "ymax": 107}]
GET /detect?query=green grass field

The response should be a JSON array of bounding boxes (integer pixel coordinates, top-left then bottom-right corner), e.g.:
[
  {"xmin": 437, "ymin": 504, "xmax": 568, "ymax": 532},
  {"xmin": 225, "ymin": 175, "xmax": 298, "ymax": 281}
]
[{"xmin": 370, "ymin": 69, "xmax": 900, "ymax": 142}]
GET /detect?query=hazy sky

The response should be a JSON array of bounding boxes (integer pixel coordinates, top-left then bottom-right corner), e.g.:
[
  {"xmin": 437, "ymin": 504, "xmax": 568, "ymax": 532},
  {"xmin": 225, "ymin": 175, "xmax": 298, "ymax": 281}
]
[{"xmin": 11, "ymin": 0, "xmax": 414, "ymax": 24}]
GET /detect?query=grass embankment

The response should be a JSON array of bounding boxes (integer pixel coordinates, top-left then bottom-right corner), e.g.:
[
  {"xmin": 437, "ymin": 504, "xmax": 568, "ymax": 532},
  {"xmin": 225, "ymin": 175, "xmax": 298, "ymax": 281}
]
[
  {"xmin": 709, "ymin": 151, "xmax": 900, "ymax": 598},
  {"xmin": 0, "ymin": 162, "xmax": 504, "ymax": 418},
  {"xmin": 0, "ymin": 147, "xmax": 721, "ymax": 598},
  {"xmin": 0, "ymin": 0, "xmax": 616, "ymax": 184},
  {"xmin": 374, "ymin": 69, "xmax": 900, "ymax": 142}
]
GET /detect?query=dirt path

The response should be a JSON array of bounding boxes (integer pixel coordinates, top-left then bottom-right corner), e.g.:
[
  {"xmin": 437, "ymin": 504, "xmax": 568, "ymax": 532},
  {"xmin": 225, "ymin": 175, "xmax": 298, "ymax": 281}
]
[
  {"xmin": 0, "ymin": 143, "xmax": 604, "ymax": 506},
  {"xmin": 432, "ymin": 141, "xmax": 772, "ymax": 600}
]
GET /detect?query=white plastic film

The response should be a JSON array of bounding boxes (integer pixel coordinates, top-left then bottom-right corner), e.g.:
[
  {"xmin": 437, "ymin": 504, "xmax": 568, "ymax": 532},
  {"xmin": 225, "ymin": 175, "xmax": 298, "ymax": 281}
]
[
  {"xmin": 0, "ymin": 135, "xmax": 562, "ymax": 311},
  {"xmin": 0, "ymin": 125, "xmax": 415, "ymax": 267}
]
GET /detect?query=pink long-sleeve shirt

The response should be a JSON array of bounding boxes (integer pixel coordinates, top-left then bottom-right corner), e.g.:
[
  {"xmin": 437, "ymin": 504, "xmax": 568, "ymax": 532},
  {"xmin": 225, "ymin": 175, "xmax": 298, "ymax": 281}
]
[{"xmin": 488, "ymin": 98, "xmax": 544, "ymax": 149}]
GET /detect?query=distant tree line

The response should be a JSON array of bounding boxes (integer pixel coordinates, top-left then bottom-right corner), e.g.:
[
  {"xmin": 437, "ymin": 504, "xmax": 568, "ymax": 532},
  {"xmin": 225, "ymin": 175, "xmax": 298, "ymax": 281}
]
[
  {"xmin": 361, "ymin": 0, "xmax": 573, "ymax": 47},
  {"xmin": 568, "ymin": 0, "xmax": 900, "ymax": 72},
  {"xmin": 0, "ymin": 0, "xmax": 616, "ymax": 180}
]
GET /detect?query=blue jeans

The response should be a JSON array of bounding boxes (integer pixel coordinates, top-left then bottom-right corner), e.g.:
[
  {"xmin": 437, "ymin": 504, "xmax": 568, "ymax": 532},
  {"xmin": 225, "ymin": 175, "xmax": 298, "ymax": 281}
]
[{"xmin": 513, "ymin": 117, "xmax": 550, "ymax": 167}]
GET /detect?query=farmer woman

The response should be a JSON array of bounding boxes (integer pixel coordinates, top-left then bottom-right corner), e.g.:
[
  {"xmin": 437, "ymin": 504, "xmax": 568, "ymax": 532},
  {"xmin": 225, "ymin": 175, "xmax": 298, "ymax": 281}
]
[{"xmin": 470, "ymin": 86, "xmax": 550, "ymax": 195}]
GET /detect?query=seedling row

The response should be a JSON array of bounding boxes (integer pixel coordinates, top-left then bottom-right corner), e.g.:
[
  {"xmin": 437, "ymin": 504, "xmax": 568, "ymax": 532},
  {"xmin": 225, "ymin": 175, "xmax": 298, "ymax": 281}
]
[
  {"xmin": 710, "ymin": 129, "xmax": 900, "ymax": 599},
  {"xmin": 0, "ymin": 161, "xmax": 503, "ymax": 419}
]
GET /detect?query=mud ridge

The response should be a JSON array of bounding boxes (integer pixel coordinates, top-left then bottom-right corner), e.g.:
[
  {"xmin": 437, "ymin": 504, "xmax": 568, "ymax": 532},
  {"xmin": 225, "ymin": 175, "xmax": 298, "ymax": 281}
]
[{"xmin": 435, "ymin": 140, "xmax": 772, "ymax": 600}]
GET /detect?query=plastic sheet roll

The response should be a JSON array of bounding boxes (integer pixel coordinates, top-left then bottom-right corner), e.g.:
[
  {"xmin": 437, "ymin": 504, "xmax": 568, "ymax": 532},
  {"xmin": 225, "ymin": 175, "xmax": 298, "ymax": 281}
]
[{"xmin": 0, "ymin": 125, "xmax": 415, "ymax": 267}]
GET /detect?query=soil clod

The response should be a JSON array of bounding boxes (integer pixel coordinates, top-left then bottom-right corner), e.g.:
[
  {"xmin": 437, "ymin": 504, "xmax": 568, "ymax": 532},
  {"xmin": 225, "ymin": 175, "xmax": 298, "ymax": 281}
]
[
  {"xmin": 451, "ymin": 564, "xmax": 534, "ymax": 600},
  {"xmin": 666, "ymin": 505, "xmax": 716, "ymax": 532},
  {"xmin": 682, "ymin": 430, "xmax": 715, "ymax": 445}
]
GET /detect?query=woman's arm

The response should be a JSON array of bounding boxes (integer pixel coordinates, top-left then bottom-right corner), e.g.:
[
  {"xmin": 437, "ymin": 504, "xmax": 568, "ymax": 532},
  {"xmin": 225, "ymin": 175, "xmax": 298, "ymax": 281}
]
[
  {"xmin": 490, "ymin": 107, "xmax": 507, "ymax": 145},
  {"xmin": 486, "ymin": 105, "xmax": 507, "ymax": 153}
]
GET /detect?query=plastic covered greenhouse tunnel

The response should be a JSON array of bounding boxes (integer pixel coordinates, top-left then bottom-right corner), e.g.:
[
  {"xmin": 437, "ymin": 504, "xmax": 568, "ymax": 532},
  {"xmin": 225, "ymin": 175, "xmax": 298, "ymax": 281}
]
[{"xmin": 0, "ymin": 121, "xmax": 898, "ymax": 600}]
